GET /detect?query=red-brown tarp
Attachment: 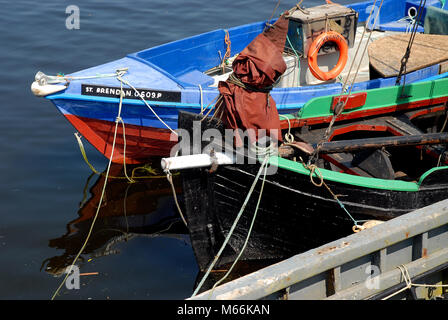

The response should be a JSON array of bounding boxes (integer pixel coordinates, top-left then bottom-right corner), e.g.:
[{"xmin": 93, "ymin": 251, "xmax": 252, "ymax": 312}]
[{"xmin": 216, "ymin": 14, "xmax": 289, "ymax": 148}]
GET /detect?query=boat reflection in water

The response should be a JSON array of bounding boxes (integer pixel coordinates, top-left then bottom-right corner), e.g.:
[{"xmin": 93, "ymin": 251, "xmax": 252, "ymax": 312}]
[
  {"xmin": 41, "ymin": 160, "xmax": 189, "ymax": 277},
  {"xmin": 41, "ymin": 160, "xmax": 284, "ymax": 294}
]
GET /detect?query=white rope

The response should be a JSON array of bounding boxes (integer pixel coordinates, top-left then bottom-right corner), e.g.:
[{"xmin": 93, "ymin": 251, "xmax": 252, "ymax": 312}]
[
  {"xmin": 340, "ymin": 0, "xmax": 384, "ymax": 96},
  {"xmin": 207, "ymin": 155, "xmax": 269, "ymax": 298},
  {"xmin": 117, "ymin": 76, "xmax": 178, "ymax": 136},
  {"xmin": 35, "ymin": 70, "xmax": 120, "ymax": 85},
  {"xmin": 345, "ymin": 0, "xmax": 385, "ymax": 98},
  {"xmin": 381, "ymin": 264, "xmax": 448, "ymax": 300},
  {"xmin": 51, "ymin": 71, "xmax": 128, "ymax": 300},
  {"xmin": 397, "ymin": 15, "xmax": 417, "ymax": 34},
  {"xmin": 116, "ymin": 115, "xmax": 135, "ymax": 184},
  {"xmin": 307, "ymin": 0, "xmax": 385, "ymax": 165},
  {"xmin": 279, "ymin": 114, "xmax": 294, "ymax": 143},
  {"xmin": 191, "ymin": 145, "xmax": 275, "ymax": 297},
  {"xmin": 166, "ymin": 169, "xmax": 188, "ymax": 227},
  {"xmin": 43, "ymin": 67, "xmax": 178, "ymax": 136}
]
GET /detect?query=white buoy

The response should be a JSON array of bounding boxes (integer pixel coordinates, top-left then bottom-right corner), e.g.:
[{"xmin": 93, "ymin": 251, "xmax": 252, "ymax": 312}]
[{"xmin": 161, "ymin": 152, "xmax": 235, "ymax": 171}]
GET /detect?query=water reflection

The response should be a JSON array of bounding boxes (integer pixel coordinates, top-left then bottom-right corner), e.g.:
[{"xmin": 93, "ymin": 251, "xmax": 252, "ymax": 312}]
[
  {"xmin": 41, "ymin": 160, "xmax": 281, "ymax": 296},
  {"xmin": 41, "ymin": 160, "xmax": 189, "ymax": 277}
]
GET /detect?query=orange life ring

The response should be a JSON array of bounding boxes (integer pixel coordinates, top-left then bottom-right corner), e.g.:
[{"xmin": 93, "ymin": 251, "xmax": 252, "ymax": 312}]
[{"xmin": 307, "ymin": 31, "xmax": 348, "ymax": 81}]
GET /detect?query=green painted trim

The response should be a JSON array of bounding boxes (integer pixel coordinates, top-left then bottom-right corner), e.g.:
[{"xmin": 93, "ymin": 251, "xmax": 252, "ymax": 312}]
[
  {"xmin": 417, "ymin": 166, "xmax": 448, "ymax": 186},
  {"xmin": 282, "ymin": 77, "xmax": 448, "ymax": 121},
  {"xmin": 273, "ymin": 78, "xmax": 448, "ymax": 192},
  {"xmin": 268, "ymin": 156, "xmax": 419, "ymax": 192}
]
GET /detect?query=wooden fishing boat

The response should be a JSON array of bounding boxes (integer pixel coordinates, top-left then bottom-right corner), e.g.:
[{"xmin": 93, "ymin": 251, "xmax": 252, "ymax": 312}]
[
  {"xmin": 172, "ymin": 77, "xmax": 448, "ymax": 271},
  {"xmin": 31, "ymin": 0, "xmax": 448, "ymax": 164}
]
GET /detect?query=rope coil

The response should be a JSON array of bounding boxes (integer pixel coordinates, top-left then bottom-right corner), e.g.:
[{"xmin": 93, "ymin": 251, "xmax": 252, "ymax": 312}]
[{"xmin": 382, "ymin": 264, "xmax": 448, "ymax": 300}]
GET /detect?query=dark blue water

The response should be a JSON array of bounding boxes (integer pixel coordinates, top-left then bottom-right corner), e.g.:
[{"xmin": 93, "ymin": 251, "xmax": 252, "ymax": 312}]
[{"xmin": 0, "ymin": 0, "xmax": 356, "ymax": 300}]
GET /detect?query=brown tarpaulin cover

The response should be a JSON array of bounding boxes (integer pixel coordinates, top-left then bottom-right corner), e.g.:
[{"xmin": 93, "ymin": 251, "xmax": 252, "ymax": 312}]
[{"xmin": 216, "ymin": 14, "xmax": 289, "ymax": 148}]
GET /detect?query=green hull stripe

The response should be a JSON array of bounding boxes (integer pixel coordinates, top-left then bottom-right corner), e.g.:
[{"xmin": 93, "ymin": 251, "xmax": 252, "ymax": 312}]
[
  {"xmin": 269, "ymin": 156, "xmax": 419, "ymax": 192},
  {"xmin": 418, "ymin": 166, "xmax": 448, "ymax": 185},
  {"xmin": 270, "ymin": 157, "xmax": 448, "ymax": 192},
  {"xmin": 282, "ymin": 77, "xmax": 448, "ymax": 121},
  {"xmin": 272, "ymin": 77, "xmax": 448, "ymax": 192}
]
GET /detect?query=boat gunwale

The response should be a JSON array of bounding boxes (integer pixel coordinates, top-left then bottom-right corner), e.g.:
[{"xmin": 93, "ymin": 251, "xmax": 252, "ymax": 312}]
[{"xmin": 267, "ymin": 156, "xmax": 448, "ymax": 192}]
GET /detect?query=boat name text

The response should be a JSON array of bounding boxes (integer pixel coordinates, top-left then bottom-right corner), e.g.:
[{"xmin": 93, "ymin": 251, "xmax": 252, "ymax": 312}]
[{"xmin": 81, "ymin": 84, "xmax": 181, "ymax": 102}]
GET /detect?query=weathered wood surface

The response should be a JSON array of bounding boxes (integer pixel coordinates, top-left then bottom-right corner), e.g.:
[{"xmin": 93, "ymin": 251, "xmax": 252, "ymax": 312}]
[
  {"xmin": 189, "ymin": 199, "xmax": 448, "ymax": 300},
  {"xmin": 368, "ymin": 33, "xmax": 448, "ymax": 77},
  {"xmin": 317, "ymin": 132, "xmax": 448, "ymax": 154}
]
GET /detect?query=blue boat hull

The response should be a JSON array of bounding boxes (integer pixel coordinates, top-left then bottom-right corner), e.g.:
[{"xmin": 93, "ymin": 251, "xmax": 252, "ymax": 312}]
[{"xmin": 43, "ymin": 0, "xmax": 448, "ymax": 163}]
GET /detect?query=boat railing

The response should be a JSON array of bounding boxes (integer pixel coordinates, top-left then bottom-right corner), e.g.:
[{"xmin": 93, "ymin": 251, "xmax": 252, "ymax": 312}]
[{"xmin": 189, "ymin": 198, "xmax": 448, "ymax": 300}]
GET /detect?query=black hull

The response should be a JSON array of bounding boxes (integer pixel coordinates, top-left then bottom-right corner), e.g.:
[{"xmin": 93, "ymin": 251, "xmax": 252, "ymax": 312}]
[
  {"xmin": 177, "ymin": 106, "xmax": 448, "ymax": 271},
  {"xmin": 183, "ymin": 162, "xmax": 448, "ymax": 271}
]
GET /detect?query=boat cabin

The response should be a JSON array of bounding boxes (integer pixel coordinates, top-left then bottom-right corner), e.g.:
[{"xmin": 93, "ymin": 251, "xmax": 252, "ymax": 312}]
[{"xmin": 128, "ymin": 0, "xmax": 447, "ymax": 89}]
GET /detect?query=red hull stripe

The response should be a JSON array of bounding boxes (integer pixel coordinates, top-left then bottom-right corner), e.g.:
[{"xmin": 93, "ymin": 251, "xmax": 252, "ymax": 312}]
[
  {"xmin": 280, "ymin": 97, "xmax": 448, "ymax": 129},
  {"xmin": 65, "ymin": 115, "xmax": 177, "ymax": 164},
  {"xmin": 66, "ymin": 99, "xmax": 447, "ymax": 164}
]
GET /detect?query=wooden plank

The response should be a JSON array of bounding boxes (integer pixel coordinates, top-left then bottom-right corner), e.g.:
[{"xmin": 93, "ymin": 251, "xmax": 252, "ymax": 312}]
[
  {"xmin": 316, "ymin": 132, "xmax": 448, "ymax": 154},
  {"xmin": 368, "ymin": 34, "xmax": 448, "ymax": 77}
]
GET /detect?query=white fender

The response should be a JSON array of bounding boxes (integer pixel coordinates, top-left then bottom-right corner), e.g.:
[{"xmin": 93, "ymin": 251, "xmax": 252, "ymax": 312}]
[
  {"xmin": 31, "ymin": 81, "xmax": 67, "ymax": 97},
  {"xmin": 161, "ymin": 152, "xmax": 235, "ymax": 171}
]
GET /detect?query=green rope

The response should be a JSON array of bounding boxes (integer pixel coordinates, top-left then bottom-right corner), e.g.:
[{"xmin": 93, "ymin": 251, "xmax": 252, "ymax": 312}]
[
  {"xmin": 302, "ymin": 160, "xmax": 368, "ymax": 228},
  {"xmin": 286, "ymin": 32, "xmax": 301, "ymax": 85}
]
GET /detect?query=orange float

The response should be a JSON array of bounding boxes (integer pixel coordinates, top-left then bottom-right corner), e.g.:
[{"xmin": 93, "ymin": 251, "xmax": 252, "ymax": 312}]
[{"xmin": 307, "ymin": 31, "xmax": 348, "ymax": 81}]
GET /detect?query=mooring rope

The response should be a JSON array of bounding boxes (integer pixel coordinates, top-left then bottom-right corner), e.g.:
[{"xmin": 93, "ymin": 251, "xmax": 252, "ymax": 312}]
[
  {"xmin": 395, "ymin": 0, "xmax": 427, "ymax": 89},
  {"xmin": 264, "ymin": 0, "xmax": 282, "ymax": 31},
  {"xmin": 307, "ymin": 0, "xmax": 385, "ymax": 166},
  {"xmin": 51, "ymin": 71, "xmax": 128, "ymax": 300},
  {"xmin": 116, "ymin": 113, "xmax": 135, "ymax": 183},
  {"xmin": 381, "ymin": 264, "xmax": 448, "ymax": 300},
  {"xmin": 191, "ymin": 145, "xmax": 275, "ymax": 297},
  {"xmin": 437, "ymin": 109, "xmax": 448, "ymax": 166},
  {"xmin": 201, "ymin": 95, "xmax": 222, "ymax": 121},
  {"xmin": 300, "ymin": 158, "xmax": 368, "ymax": 229},
  {"xmin": 74, "ymin": 134, "xmax": 167, "ymax": 180},
  {"xmin": 207, "ymin": 155, "xmax": 270, "ymax": 298},
  {"xmin": 339, "ymin": 0, "xmax": 381, "ymax": 95},
  {"xmin": 116, "ymin": 75, "xmax": 178, "ymax": 136},
  {"xmin": 166, "ymin": 169, "xmax": 188, "ymax": 227},
  {"xmin": 35, "ymin": 71, "xmax": 119, "ymax": 85},
  {"xmin": 279, "ymin": 114, "xmax": 294, "ymax": 143}
]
